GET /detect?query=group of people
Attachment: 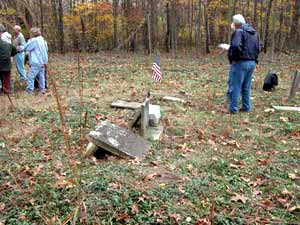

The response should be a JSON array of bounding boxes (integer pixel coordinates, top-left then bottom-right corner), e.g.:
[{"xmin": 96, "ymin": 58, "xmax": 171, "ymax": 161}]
[{"xmin": 0, "ymin": 24, "xmax": 48, "ymax": 95}]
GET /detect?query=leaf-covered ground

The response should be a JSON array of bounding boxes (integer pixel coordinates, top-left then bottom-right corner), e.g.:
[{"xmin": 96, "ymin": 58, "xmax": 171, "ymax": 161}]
[{"xmin": 0, "ymin": 52, "xmax": 300, "ymax": 225}]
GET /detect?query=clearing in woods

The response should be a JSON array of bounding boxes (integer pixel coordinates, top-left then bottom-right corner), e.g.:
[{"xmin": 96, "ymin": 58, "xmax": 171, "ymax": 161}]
[{"xmin": 0, "ymin": 52, "xmax": 300, "ymax": 224}]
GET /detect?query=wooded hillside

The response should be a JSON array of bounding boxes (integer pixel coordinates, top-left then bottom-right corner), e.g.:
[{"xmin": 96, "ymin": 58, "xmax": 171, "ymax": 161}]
[{"xmin": 1, "ymin": 0, "xmax": 299, "ymax": 53}]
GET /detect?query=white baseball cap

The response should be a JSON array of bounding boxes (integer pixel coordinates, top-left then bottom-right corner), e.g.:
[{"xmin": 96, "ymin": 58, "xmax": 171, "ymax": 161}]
[{"xmin": 233, "ymin": 14, "xmax": 246, "ymax": 25}]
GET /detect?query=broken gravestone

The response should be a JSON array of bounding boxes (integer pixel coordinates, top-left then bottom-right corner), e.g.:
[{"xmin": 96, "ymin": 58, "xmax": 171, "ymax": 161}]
[
  {"xmin": 87, "ymin": 120, "xmax": 151, "ymax": 158},
  {"xmin": 149, "ymin": 104, "xmax": 161, "ymax": 127},
  {"xmin": 111, "ymin": 100, "xmax": 142, "ymax": 110}
]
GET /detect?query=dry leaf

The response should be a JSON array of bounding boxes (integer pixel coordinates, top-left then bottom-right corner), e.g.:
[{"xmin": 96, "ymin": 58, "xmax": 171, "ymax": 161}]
[
  {"xmin": 95, "ymin": 114, "xmax": 103, "ymax": 121},
  {"xmin": 144, "ymin": 172, "xmax": 160, "ymax": 181},
  {"xmin": 282, "ymin": 188, "xmax": 291, "ymax": 196},
  {"xmin": 240, "ymin": 176, "xmax": 250, "ymax": 183},
  {"xmin": 253, "ymin": 189, "xmax": 262, "ymax": 196},
  {"xmin": 231, "ymin": 193, "xmax": 248, "ymax": 204},
  {"xmin": 276, "ymin": 197, "xmax": 288, "ymax": 206},
  {"xmin": 117, "ymin": 212, "xmax": 130, "ymax": 221},
  {"xmin": 280, "ymin": 117, "xmax": 289, "ymax": 122},
  {"xmin": 288, "ymin": 205, "xmax": 300, "ymax": 212},
  {"xmin": 198, "ymin": 129, "xmax": 205, "ymax": 140},
  {"xmin": 169, "ymin": 213, "xmax": 181, "ymax": 224},
  {"xmin": 259, "ymin": 199, "xmax": 273, "ymax": 210},
  {"xmin": 288, "ymin": 173, "xmax": 299, "ymax": 180},
  {"xmin": 227, "ymin": 140, "xmax": 241, "ymax": 148},
  {"xmin": 0, "ymin": 203, "xmax": 5, "ymax": 212},
  {"xmin": 195, "ymin": 218, "xmax": 211, "ymax": 225},
  {"xmin": 131, "ymin": 204, "xmax": 139, "ymax": 214},
  {"xmin": 229, "ymin": 160, "xmax": 246, "ymax": 169},
  {"xmin": 18, "ymin": 214, "xmax": 26, "ymax": 221}
]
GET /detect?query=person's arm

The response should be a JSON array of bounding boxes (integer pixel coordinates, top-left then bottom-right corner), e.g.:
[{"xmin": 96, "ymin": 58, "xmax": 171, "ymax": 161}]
[
  {"xmin": 11, "ymin": 45, "xmax": 17, "ymax": 57},
  {"xmin": 228, "ymin": 29, "xmax": 243, "ymax": 64},
  {"xmin": 19, "ymin": 39, "xmax": 35, "ymax": 52}
]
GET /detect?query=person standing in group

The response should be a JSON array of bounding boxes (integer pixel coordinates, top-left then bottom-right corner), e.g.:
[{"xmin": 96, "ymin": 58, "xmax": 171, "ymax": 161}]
[
  {"xmin": 13, "ymin": 25, "xmax": 27, "ymax": 81},
  {"xmin": 18, "ymin": 28, "xmax": 48, "ymax": 94},
  {"xmin": 0, "ymin": 24, "xmax": 17, "ymax": 94},
  {"xmin": 227, "ymin": 14, "xmax": 259, "ymax": 114}
]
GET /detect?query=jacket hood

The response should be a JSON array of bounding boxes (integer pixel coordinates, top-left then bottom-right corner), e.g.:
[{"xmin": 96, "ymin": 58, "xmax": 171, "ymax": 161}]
[{"xmin": 242, "ymin": 24, "xmax": 256, "ymax": 35}]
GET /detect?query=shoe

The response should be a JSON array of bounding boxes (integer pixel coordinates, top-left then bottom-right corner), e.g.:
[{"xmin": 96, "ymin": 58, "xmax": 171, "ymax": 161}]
[{"xmin": 239, "ymin": 108, "xmax": 250, "ymax": 113}]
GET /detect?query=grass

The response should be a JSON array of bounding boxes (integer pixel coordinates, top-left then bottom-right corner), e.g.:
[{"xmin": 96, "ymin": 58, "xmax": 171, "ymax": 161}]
[{"xmin": 0, "ymin": 51, "xmax": 300, "ymax": 224}]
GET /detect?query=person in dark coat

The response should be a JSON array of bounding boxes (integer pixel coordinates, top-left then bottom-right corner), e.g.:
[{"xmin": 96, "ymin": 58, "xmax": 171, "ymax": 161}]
[
  {"xmin": 0, "ymin": 24, "xmax": 17, "ymax": 94},
  {"xmin": 227, "ymin": 14, "xmax": 259, "ymax": 114}
]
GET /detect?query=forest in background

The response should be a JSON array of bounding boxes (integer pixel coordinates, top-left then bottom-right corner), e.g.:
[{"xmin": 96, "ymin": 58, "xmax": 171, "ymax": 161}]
[{"xmin": 0, "ymin": 0, "xmax": 299, "ymax": 54}]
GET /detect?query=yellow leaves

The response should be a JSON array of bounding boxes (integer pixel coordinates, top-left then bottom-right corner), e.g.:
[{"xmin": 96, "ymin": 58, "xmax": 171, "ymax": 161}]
[{"xmin": 65, "ymin": 2, "xmax": 114, "ymax": 40}]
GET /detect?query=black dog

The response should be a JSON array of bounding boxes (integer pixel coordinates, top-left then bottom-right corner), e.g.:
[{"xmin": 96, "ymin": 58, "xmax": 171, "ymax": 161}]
[{"xmin": 263, "ymin": 72, "xmax": 278, "ymax": 91}]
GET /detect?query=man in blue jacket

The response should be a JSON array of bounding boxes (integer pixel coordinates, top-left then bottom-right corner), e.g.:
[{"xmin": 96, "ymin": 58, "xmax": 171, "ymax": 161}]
[{"xmin": 227, "ymin": 14, "xmax": 259, "ymax": 114}]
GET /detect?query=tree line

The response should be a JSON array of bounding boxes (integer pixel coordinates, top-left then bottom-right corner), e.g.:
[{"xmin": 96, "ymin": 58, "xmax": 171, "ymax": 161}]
[{"xmin": 0, "ymin": 0, "xmax": 299, "ymax": 54}]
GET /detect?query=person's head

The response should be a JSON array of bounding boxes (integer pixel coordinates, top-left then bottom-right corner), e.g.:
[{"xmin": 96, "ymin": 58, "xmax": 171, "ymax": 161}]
[
  {"xmin": 14, "ymin": 25, "xmax": 21, "ymax": 35},
  {"xmin": 30, "ymin": 27, "xmax": 41, "ymax": 38},
  {"xmin": 232, "ymin": 14, "xmax": 246, "ymax": 29},
  {"xmin": 0, "ymin": 24, "xmax": 6, "ymax": 35}
]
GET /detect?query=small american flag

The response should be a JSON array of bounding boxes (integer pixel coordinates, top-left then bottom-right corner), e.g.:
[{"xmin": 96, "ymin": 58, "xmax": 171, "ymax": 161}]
[{"xmin": 152, "ymin": 55, "xmax": 162, "ymax": 83}]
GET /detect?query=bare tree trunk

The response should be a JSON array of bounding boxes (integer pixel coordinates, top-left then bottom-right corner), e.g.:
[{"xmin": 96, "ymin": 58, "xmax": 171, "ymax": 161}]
[
  {"xmin": 290, "ymin": 0, "xmax": 299, "ymax": 42},
  {"xmin": 264, "ymin": 0, "xmax": 274, "ymax": 53},
  {"xmin": 58, "ymin": 0, "xmax": 65, "ymax": 53},
  {"xmin": 113, "ymin": 0, "xmax": 119, "ymax": 48},
  {"xmin": 270, "ymin": 7, "xmax": 276, "ymax": 62},
  {"xmin": 204, "ymin": 0, "xmax": 210, "ymax": 54},
  {"xmin": 253, "ymin": 0, "xmax": 257, "ymax": 28},
  {"xmin": 40, "ymin": 0, "xmax": 44, "ymax": 33},
  {"xmin": 260, "ymin": 0, "xmax": 264, "ymax": 41},
  {"xmin": 165, "ymin": 2, "xmax": 171, "ymax": 52},
  {"xmin": 195, "ymin": 0, "xmax": 202, "ymax": 53},
  {"xmin": 147, "ymin": 12, "xmax": 152, "ymax": 55}
]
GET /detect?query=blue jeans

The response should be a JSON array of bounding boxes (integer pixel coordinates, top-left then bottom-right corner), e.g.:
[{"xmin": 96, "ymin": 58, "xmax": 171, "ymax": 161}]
[
  {"xmin": 15, "ymin": 53, "xmax": 27, "ymax": 81},
  {"xmin": 227, "ymin": 61, "xmax": 256, "ymax": 113},
  {"xmin": 27, "ymin": 65, "xmax": 45, "ymax": 93}
]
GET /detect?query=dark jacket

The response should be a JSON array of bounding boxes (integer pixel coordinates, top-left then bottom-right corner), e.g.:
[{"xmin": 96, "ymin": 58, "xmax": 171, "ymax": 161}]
[
  {"xmin": 228, "ymin": 24, "xmax": 259, "ymax": 64},
  {"xmin": 0, "ymin": 39, "xmax": 17, "ymax": 71}
]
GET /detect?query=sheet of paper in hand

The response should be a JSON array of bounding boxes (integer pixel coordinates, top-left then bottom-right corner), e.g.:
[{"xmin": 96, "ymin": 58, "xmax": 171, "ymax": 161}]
[{"xmin": 218, "ymin": 43, "xmax": 230, "ymax": 51}]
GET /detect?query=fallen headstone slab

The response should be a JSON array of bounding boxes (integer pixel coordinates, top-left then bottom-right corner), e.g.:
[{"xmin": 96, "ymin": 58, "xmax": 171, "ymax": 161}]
[
  {"xmin": 162, "ymin": 96, "xmax": 186, "ymax": 104},
  {"xmin": 87, "ymin": 120, "xmax": 151, "ymax": 159},
  {"xmin": 111, "ymin": 100, "xmax": 142, "ymax": 110},
  {"xmin": 272, "ymin": 106, "xmax": 300, "ymax": 112}
]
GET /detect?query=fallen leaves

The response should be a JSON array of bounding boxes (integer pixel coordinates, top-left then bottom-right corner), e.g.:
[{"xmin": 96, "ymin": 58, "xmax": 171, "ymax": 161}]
[
  {"xmin": 226, "ymin": 140, "xmax": 241, "ymax": 149},
  {"xmin": 169, "ymin": 213, "xmax": 181, "ymax": 224},
  {"xmin": 229, "ymin": 160, "xmax": 246, "ymax": 169},
  {"xmin": 230, "ymin": 193, "xmax": 248, "ymax": 204},
  {"xmin": 288, "ymin": 173, "xmax": 299, "ymax": 180},
  {"xmin": 282, "ymin": 188, "xmax": 292, "ymax": 196},
  {"xmin": 288, "ymin": 205, "xmax": 300, "ymax": 212},
  {"xmin": 194, "ymin": 218, "xmax": 211, "ymax": 225},
  {"xmin": 0, "ymin": 203, "xmax": 5, "ymax": 212},
  {"xmin": 144, "ymin": 172, "xmax": 160, "ymax": 181},
  {"xmin": 131, "ymin": 204, "xmax": 139, "ymax": 214}
]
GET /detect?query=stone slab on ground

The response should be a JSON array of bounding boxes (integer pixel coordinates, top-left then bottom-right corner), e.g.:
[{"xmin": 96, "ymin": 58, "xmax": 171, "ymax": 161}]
[
  {"xmin": 272, "ymin": 106, "xmax": 300, "ymax": 112},
  {"xmin": 111, "ymin": 100, "xmax": 142, "ymax": 110},
  {"xmin": 162, "ymin": 96, "xmax": 186, "ymax": 103},
  {"xmin": 87, "ymin": 121, "xmax": 151, "ymax": 158}
]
